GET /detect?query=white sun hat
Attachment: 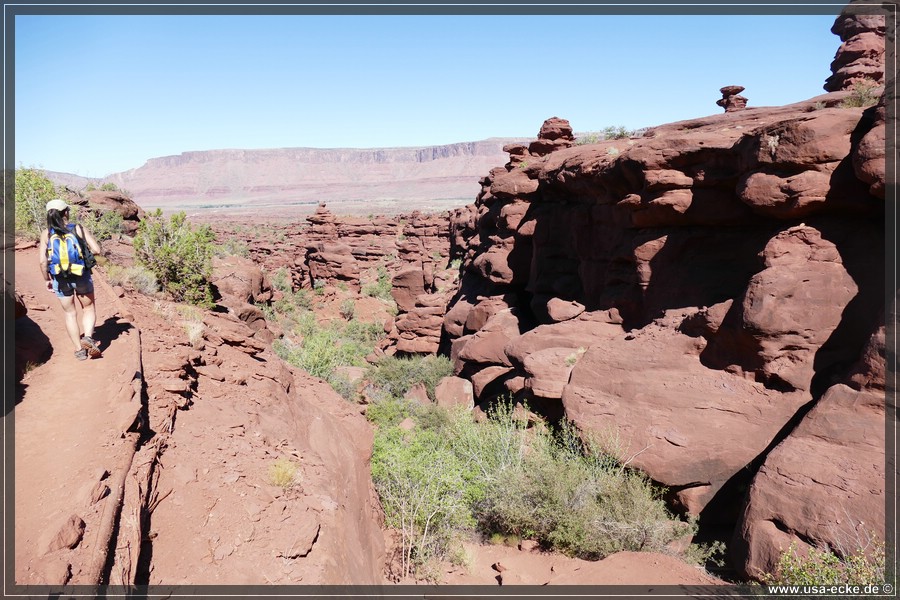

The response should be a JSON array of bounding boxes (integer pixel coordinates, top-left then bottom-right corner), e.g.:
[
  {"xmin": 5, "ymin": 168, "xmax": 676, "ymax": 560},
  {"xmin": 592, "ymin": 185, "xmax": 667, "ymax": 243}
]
[{"xmin": 45, "ymin": 198, "xmax": 69, "ymax": 212}]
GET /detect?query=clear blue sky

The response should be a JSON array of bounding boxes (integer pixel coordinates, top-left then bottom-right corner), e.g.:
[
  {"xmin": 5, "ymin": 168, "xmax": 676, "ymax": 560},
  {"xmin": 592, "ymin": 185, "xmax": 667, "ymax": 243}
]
[{"xmin": 15, "ymin": 11, "xmax": 842, "ymax": 178}]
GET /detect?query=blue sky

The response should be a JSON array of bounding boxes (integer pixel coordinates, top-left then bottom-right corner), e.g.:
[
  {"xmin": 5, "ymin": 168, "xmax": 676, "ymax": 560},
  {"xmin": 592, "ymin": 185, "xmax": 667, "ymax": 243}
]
[{"xmin": 14, "ymin": 11, "xmax": 842, "ymax": 178}]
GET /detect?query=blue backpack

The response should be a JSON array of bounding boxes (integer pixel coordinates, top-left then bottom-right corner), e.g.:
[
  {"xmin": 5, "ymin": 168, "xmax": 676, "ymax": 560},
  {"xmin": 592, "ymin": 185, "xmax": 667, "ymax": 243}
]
[{"xmin": 47, "ymin": 224, "xmax": 87, "ymax": 278}]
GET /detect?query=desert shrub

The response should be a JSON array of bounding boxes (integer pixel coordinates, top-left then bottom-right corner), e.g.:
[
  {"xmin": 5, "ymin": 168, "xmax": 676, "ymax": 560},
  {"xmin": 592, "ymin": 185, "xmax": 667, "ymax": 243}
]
[
  {"xmin": 366, "ymin": 396, "xmax": 416, "ymax": 429},
  {"xmin": 268, "ymin": 458, "xmax": 301, "ymax": 490},
  {"xmin": 366, "ymin": 355, "xmax": 454, "ymax": 401},
  {"xmin": 368, "ymin": 399, "xmax": 694, "ymax": 579},
  {"xmin": 372, "ymin": 426, "xmax": 472, "ymax": 580},
  {"xmin": 270, "ymin": 266, "xmax": 292, "ymax": 294},
  {"xmin": 362, "ymin": 265, "xmax": 393, "ymax": 300},
  {"xmin": 326, "ymin": 371, "xmax": 357, "ymax": 402},
  {"xmin": 343, "ymin": 319, "xmax": 385, "ymax": 344},
  {"xmin": 215, "ymin": 237, "xmax": 250, "ymax": 258},
  {"xmin": 99, "ymin": 182, "xmax": 120, "ymax": 192},
  {"xmin": 104, "ymin": 263, "xmax": 159, "ymax": 295},
  {"xmin": 15, "ymin": 167, "xmax": 60, "ymax": 238},
  {"xmin": 476, "ymin": 435, "xmax": 691, "ymax": 559},
  {"xmin": 274, "ymin": 317, "xmax": 383, "ymax": 381},
  {"xmin": 274, "ymin": 287, "xmax": 312, "ymax": 316},
  {"xmin": 75, "ymin": 208, "xmax": 125, "ymax": 242},
  {"xmin": 339, "ymin": 298, "xmax": 356, "ymax": 321},
  {"xmin": 764, "ymin": 541, "xmax": 886, "ymax": 587},
  {"xmin": 576, "ymin": 126, "xmax": 632, "ymax": 145},
  {"xmin": 470, "ymin": 417, "xmax": 688, "ymax": 559},
  {"xmin": 682, "ymin": 538, "xmax": 727, "ymax": 568},
  {"xmin": 840, "ymin": 82, "xmax": 879, "ymax": 108},
  {"xmin": 182, "ymin": 321, "xmax": 205, "ymax": 347},
  {"xmin": 133, "ymin": 209, "xmax": 215, "ymax": 307}
]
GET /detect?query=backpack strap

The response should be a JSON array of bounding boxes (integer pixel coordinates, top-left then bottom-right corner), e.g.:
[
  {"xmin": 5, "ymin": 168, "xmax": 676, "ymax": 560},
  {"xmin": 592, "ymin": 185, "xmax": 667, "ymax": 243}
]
[{"xmin": 50, "ymin": 231, "xmax": 72, "ymax": 274}]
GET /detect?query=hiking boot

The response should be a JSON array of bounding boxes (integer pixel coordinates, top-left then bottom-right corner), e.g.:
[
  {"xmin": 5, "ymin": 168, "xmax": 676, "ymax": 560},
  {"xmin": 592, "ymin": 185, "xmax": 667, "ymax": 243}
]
[
  {"xmin": 81, "ymin": 336, "xmax": 102, "ymax": 358},
  {"xmin": 75, "ymin": 348, "xmax": 88, "ymax": 361}
]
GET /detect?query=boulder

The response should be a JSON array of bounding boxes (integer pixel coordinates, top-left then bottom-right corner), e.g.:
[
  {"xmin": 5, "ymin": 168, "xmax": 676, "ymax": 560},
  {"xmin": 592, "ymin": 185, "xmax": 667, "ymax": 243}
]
[
  {"xmin": 523, "ymin": 347, "xmax": 578, "ymax": 399},
  {"xmin": 391, "ymin": 267, "xmax": 426, "ymax": 312},
  {"xmin": 562, "ymin": 324, "xmax": 810, "ymax": 519},
  {"xmin": 457, "ymin": 309, "xmax": 522, "ymax": 368},
  {"xmin": 434, "ymin": 376, "xmax": 474, "ymax": 410},
  {"xmin": 733, "ymin": 384, "xmax": 885, "ymax": 580}
]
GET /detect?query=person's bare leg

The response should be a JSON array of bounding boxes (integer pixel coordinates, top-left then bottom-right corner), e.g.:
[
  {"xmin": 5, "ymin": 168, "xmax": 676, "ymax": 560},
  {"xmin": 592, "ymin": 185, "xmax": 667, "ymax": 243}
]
[
  {"xmin": 58, "ymin": 295, "xmax": 82, "ymax": 351},
  {"xmin": 79, "ymin": 293, "xmax": 96, "ymax": 340}
]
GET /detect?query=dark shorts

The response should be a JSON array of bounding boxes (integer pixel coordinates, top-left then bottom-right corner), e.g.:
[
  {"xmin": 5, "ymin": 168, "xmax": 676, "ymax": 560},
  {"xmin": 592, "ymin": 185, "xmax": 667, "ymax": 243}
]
[{"xmin": 51, "ymin": 272, "xmax": 94, "ymax": 298}]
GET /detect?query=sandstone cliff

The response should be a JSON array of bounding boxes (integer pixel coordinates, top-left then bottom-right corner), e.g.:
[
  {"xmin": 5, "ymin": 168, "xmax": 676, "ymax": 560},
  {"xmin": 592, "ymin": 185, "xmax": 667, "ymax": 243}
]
[{"xmin": 436, "ymin": 7, "xmax": 888, "ymax": 579}]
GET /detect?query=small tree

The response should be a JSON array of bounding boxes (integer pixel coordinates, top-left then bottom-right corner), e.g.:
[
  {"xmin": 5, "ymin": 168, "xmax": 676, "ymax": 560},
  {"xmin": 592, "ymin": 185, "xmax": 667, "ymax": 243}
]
[
  {"xmin": 15, "ymin": 167, "xmax": 60, "ymax": 239},
  {"xmin": 133, "ymin": 209, "xmax": 215, "ymax": 307}
]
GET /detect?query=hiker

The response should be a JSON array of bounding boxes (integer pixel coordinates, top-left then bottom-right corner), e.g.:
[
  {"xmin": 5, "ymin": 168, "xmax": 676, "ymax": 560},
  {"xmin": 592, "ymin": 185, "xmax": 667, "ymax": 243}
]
[{"xmin": 39, "ymin": 198, "xmax": 104, "ymax": 360}]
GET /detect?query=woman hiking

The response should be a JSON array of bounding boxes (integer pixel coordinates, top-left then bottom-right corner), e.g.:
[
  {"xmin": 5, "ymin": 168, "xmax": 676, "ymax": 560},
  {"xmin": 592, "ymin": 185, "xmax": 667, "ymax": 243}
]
[{"xmin": 39, "ymin": 198, "xmax": 104, "ymax": 360}]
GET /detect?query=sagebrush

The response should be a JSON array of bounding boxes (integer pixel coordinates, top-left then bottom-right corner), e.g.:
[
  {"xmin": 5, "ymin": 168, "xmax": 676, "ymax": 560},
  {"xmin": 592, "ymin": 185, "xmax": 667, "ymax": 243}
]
[
  {"xmin": 365, "ymin": 355, "xmax": 454, "ymax": 402},
  {"xmin": 369, "ymin": 399, "xmax": 694, "ymax": 580},
  {"xmin": 764, "ymin": 540, "xmax": 886, "ymax": 587}
]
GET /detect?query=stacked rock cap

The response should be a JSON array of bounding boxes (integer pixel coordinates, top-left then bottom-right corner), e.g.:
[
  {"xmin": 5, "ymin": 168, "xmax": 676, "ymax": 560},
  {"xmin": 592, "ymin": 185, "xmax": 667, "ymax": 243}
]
[
  {"xmin": 717, "ymin": 85, "xmax": 748, "ymax": 112},
  {"xmin": 529, "ymin": 117, "xmax": 575, "ymax": 156}
]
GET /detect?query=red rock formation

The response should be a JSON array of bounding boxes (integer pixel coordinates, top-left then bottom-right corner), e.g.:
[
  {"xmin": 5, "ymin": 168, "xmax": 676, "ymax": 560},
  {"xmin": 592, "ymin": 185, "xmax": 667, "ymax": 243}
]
[
  {"xmin": 824, "ymin": 6, "xmax": 886, "ymax": 91},
  {"xmin": 441, "ymin": 93, "xmax": 885, "ymax": 578},
  {"xmin": 851, "ymin": 91, "xmax": 886, "ymax": 198},
  {"xmin": 716, "ymin": 85, "xmax": 748, "ymax": 112},
  {"xmin": 129, "ymin": 292, "xmax": 386, "ymax": 584},
  {"xmin": 732, "ymin": 381, "xmax": 885, "ymax": 580},
  {"xmin": 67, "ymin": 190, "xmax": 146, "ymax": 236},
  {"xmin": 210, "ymin": 254, "xmax": 275, "ymax": 342}
]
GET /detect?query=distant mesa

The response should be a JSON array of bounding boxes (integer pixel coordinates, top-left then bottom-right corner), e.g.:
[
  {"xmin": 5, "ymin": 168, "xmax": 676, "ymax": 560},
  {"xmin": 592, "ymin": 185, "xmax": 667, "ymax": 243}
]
[{"xmin": 45, "ymin": 139, "xmax": 532, "ymax": 217}]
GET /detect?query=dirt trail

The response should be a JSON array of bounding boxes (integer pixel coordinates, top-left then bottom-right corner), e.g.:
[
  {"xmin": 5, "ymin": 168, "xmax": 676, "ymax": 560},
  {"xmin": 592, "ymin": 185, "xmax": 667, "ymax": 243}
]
[{"xmin": 14, "ymin": 245, "xmax": 140, "ymax": 585}]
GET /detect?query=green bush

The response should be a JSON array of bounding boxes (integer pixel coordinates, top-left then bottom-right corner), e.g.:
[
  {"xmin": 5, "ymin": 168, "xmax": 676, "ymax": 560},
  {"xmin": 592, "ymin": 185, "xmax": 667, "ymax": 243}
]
[
  {"xmin": 326, "ymin": 370, "xmax": 358, "ymax": 402},
  {"xmin": 343, "ymin": 319, "xmax": 385, "ymax": 344},
  {"xmin": 363, "ymin": 266, "xmax": 394, "ymax": 300},
  {"xmin": 75, "ymin": 207, "xmax": 125, "ymax": 242},
  {"xmin": 368, "ymin": 399, "xmax": 693, "ymax": 579},
  {"xmin": 15, "ymin": 168, "xmax": 60, "ymax": 238},
  {"xmin": 270, "ymin": 266, "xmax": 293, "ymax": 293},
  {"xmin": 133, "ymin": 209, "xmax": 215, "ymax": 307},
  {"xmin": 840, "ymin": 82, "xmax": 879, "ymax": 109},
  {"xmin": 274, "ymin": 316, "xmax": 384, "ymax": 381},
  {"xmin": 576, "ymin": 126, "xmax": 632, "ymax": 145},
  {"xmin": 476, "ymin": 431, "xmax": 691, "ymax": 559},
  {"xmin": 366, "ymin": 355, "xmax": 454, "ymax": 401},
  {"xmin": 372, "ymin": 426, "xmax": 472, "ymax": 580},
  {"xmin": 215, "ymin": 237, "xmax": 250, "ymax": 258},
  {"xmin": 764, "ymin": 541, "xmax": 886, "ymax": 586},
  {"xmin": 339, "ymin": 298, "xmax": 356, "ymax": 321},
  {"xmin": 367, "ymin": 397, "xmax": 417, "ymax": 429}
]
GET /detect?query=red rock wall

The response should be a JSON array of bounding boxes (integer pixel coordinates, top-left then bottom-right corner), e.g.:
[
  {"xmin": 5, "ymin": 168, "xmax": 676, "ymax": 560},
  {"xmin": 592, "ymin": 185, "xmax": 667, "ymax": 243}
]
[{"xmin": 443, "ymin": 86, "xmax": 886, "ymax": 579}]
